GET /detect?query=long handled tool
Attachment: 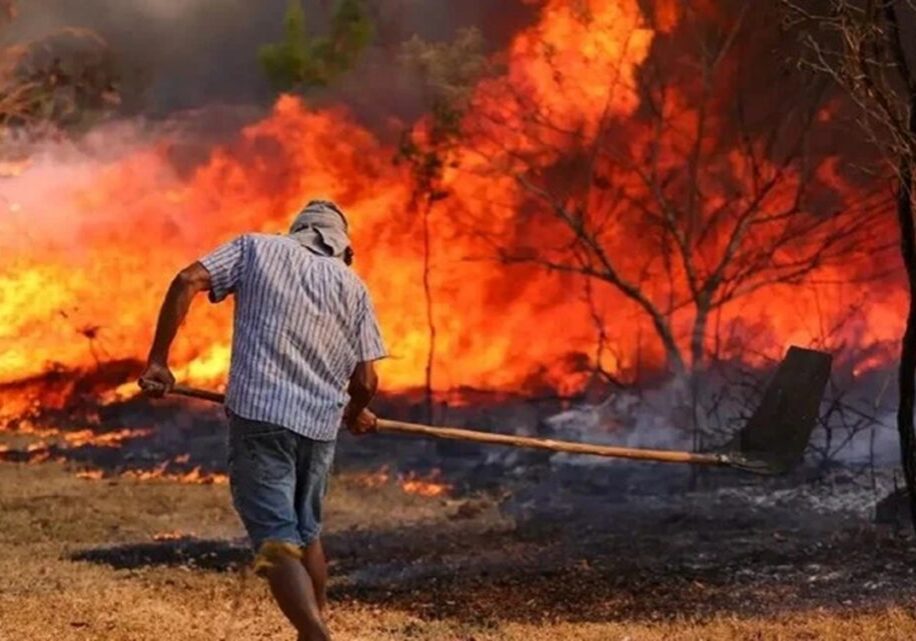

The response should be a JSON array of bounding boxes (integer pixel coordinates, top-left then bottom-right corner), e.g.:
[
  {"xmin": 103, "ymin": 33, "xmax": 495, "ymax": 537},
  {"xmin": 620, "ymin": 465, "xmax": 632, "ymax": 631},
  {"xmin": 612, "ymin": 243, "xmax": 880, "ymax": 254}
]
[{"xmin": 166, "ymin": 346, "xmax": 831, "ymax": 475}]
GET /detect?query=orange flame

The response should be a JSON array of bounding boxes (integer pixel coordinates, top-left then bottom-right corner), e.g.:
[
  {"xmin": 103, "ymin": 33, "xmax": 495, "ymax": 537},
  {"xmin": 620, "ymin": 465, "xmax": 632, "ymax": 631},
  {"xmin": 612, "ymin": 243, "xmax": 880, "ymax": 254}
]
[
  {"xmin": 1, "ymin": 423, "xmax": 151, "ymax": 446},
  {"xmin": 399, "ymin": 469, "xmax": 452, "ymax": 498},
  {"xmin": 73, "ymin": 464, "xmax": 227, "ymax": 485},
  {"xmin": 119, "ymin": 460, "xmax": 228, "ymax": 485},
  {"xmin": 348, "ymin": 465, "xmax": 452, "ymax": 498},
  {"xmin": 350, "ymin": 465, "xmax": 392, "ymax": 489},
  {"xmin": 0, "ymin": 0, "xmax": 903, "ymax": 420},
  {"xmin": 152, "ymin": 530, "xmax": 194, "ymax": 541}
]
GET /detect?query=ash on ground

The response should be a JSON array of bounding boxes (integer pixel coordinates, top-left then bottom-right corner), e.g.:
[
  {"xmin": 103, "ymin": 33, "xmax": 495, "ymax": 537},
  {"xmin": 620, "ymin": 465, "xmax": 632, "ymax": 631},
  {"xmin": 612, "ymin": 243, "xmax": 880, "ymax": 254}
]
[{"xmin": 48, "ymin": 380, "xmax": 916, "ymax": 623}]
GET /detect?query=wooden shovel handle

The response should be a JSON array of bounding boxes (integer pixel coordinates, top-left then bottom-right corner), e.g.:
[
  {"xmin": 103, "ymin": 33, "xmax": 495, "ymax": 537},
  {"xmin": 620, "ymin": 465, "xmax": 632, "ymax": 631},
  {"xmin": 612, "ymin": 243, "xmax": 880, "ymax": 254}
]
[
  {"xmin": 169, "ymin": 384, "xmax": 726, "ymax": 466},
  {"xmin": 377, "ymin": 418, "xmax": 726, "ymax": 464},
  {"xmin": 172, "ymin": 384, "xmax": 225, "ymax": 404}
]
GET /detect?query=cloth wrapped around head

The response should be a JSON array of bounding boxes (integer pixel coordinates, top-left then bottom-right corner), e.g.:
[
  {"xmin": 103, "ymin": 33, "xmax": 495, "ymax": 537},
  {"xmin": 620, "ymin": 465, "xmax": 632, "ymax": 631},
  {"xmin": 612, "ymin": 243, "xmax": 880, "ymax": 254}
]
[{"xmin": 288, "ymin": 200, "xmax": 350, "ymax": 259}]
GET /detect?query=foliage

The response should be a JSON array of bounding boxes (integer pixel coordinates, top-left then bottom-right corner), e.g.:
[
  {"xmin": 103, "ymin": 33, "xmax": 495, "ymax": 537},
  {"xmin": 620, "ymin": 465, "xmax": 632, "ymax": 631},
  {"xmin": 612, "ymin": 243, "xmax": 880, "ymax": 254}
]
[
  {"xmin": 258, "ymin": 0, "xmax": 373, "ymax": 91},
  {"xmin": 396, "ymin": 28, "xmax": 490, "ymax": 200}
]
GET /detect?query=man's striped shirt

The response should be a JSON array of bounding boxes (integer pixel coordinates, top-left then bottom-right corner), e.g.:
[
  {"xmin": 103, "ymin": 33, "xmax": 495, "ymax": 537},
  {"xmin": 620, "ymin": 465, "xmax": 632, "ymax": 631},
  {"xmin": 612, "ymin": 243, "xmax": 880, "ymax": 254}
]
[{"xmin": 199, "ymin": 233, "xmax": 387, "ymax": 441}]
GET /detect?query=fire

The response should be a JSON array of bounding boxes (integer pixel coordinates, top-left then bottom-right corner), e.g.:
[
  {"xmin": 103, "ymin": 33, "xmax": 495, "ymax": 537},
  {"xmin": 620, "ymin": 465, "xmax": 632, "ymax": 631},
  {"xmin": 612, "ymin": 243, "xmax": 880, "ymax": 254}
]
[
  {"xmin": 120, "ymin": 461, "xmax": 228, "ymax": 485},
  {"xmin": 152, "ymin": 531, "xmax": 194, "ymax": 541},
  {"xmin": 0, "ymin": 423, "xmax": 152, "ymax": 460},
  {"xmin": 350, "ymin": 465, "xmax": 391, "ymax": 489},
  {"xmin": 1, "ymin": 423, "xmax": 151, "ymax": 445},
  {"xmin": 0, "ymin": 0, "xmax": 904, "ymax": 422},
  {"xmin": 0, "ymin": 0, "xmax": 660, "ymax": 400},
  {"xmin": 0, "ymin": 423, "xmax": 229, "ymax": 485},
  {"xmin": 27, "ymin": 451, "xmax": 54, "ymax": 464},
  {"xmin": 76, "ymin": 463, "xmax": 227, "ymax": 485},
  {"xmin": 348, "ymin": 465, "xmax": 452, "ymax": 498},
  {"xmin": 399, "ymin": 469, "xmax": 452, "ymax": 498},
  {"xmin": 0, "ymin": 423, "xmax": 156, "ymax": 477}
]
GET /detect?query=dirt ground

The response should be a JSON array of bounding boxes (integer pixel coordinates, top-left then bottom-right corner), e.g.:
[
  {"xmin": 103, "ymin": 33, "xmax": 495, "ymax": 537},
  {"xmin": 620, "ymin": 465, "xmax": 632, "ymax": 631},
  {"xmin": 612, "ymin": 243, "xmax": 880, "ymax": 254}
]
[{"xmin": 2, "ymin": 454, "xmax": 916, "ymax": 641}]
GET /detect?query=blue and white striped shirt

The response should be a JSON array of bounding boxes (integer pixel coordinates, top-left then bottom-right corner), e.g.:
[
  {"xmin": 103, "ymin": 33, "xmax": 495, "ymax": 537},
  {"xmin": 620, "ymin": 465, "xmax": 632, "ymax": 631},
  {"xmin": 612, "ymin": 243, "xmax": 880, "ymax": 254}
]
[{"xmin": 199, "ymin": 233, "xmax": 387, "ymax": 441}]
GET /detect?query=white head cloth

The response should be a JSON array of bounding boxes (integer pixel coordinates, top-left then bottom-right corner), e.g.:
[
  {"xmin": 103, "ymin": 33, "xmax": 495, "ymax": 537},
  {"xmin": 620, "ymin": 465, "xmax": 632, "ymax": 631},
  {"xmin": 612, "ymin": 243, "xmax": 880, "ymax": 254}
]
[{"xmin": 288, "ymin": 200, "xmax": 350, "ymax": 258}]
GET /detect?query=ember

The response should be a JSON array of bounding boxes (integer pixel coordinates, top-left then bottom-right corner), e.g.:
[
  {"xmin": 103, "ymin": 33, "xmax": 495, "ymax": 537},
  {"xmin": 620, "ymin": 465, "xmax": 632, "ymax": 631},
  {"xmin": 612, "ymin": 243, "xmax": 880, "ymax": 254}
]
[
  {"xmin": 348, "ymin": 465, "xmax": 452, "ymax": 498},
  {"xmin": 151, "ymin": 531, "xmax": 195, "ymax": 542},
  {"xmin": 350, "ymin": 465, "xmax": 391, "ymax": 489},
  {"xmin": 72, "ymin": 464, "xmax": 228, "ymax": 485},
  {"xmin": 0, "ymin": 425, "xmax": 151, "ymax": 453},
  {"xmin": 399, "ymin": 469, "xmax": 452, "ymax": 498},
  {"xmin": 120, "ymin": 463, "xmax": 228, "ymax": 485}
]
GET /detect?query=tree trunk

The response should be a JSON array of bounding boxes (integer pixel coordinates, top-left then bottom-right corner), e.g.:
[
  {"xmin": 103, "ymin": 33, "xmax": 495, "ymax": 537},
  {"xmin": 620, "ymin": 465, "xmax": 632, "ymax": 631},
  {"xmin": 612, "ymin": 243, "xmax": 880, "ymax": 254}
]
[
  {"xmin": 422, "ymin": 201, "xmax": 437, "ymax": 424},
  {"xmin": 690, "ymin": 301, "xmax": 710, "ymax": 370},
  {"xmin": 894, "ymin": 146, "xmax": 916, "ymax": 532},
  {"xmin": 663, "ymin": 339, "xmax": 687, "ymax": 379},
  {"xmin": 644, "ymin": 313, "xmax": 686, "ymax": 378},
  {"xmin": 688, "ymin": 303, "xmax": 710, "ymax": 489}
]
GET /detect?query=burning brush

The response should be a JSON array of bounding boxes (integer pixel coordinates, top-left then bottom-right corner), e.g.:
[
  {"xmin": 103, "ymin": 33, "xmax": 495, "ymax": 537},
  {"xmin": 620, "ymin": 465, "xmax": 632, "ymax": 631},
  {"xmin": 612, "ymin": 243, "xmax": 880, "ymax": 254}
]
[{"xmin": 167, "ymin": 346, "xmax": 831, "ymax": 476}]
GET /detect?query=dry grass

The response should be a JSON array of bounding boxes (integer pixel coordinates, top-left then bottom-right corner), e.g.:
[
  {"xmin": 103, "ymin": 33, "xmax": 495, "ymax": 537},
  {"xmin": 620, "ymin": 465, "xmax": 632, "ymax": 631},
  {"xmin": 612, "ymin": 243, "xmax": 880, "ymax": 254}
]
[{"xmin": 1, "ymin": 460, "xmax": 915, "ymax": 641}]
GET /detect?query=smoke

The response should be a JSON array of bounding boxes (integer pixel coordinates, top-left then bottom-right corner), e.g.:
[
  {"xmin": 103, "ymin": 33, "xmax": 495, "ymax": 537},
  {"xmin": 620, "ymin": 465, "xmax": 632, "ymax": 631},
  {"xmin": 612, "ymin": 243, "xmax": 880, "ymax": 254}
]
[
  {"xmin": 2, "ymin": 1, "xmax": 277, "ymax": 115},
  {"xmin": 2, "ymin": 0, "xmax": 536, "ymax": 123},
  {"xmin": 541, "ymin": 361, "xmax": 905, "ymax": 474}
]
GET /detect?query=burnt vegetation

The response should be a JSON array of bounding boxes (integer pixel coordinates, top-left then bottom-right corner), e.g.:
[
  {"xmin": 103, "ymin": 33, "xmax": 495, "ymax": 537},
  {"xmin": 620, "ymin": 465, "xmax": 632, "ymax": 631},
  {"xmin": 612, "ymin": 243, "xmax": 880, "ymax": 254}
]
[
  {"xmin": 782, "ymin": 0, "xmax": 916, "ymax": 531},
  {"xmin": 0, "ymin": 2, "xmax": 119, "ymax": 145}
]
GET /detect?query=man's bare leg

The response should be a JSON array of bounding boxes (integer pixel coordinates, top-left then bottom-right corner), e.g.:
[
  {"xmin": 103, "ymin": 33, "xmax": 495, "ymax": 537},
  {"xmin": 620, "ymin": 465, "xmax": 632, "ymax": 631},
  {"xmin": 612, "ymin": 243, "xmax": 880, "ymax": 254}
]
[
  {"xmin": 264, "ymin": 553, "xmax": 330, "ymax": 641},
  {"xmin": 300, "ymin": 538, "xmax": 329, "ymax": 615}
]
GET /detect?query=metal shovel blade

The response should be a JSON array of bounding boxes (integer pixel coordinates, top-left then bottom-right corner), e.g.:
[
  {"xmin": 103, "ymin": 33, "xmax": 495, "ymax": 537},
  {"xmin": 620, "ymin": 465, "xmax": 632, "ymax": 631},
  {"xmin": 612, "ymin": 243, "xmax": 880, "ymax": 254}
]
[{"xmin": 720, "ymin": 346, "xmax": 832, "ymax": 475}]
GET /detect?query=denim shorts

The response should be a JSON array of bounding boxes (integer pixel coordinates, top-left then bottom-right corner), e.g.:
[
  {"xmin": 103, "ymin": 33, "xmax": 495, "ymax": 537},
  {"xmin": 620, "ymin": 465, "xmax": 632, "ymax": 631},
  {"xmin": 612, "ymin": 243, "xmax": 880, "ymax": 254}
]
[{"xmin": 227, "ymin": 412, "xmax": 336, "ymax": 552}]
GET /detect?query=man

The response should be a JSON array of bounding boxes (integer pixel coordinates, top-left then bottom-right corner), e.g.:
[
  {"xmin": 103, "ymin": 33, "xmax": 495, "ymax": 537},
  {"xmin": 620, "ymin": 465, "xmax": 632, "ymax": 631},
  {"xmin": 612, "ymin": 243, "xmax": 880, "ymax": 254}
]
[{"xmin": 138, "ymin": 199, "xmax": 386, "ymax": 641}]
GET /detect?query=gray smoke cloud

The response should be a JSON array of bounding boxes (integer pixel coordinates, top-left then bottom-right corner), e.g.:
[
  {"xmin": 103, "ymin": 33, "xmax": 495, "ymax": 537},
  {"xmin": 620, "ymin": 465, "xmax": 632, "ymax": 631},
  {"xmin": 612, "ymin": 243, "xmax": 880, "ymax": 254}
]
[
  {"xmin": 2, "ymin": 1, "xmax": 282, "ymax": 115},
  {"xmin": 2, "ymin": 0, "xmax": 535, "ymax": 123}
]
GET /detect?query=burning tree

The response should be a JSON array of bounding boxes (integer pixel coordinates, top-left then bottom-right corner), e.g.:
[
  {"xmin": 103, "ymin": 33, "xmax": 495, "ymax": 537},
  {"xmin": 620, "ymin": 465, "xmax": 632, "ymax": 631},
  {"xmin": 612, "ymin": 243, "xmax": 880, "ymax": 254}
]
[
  {"xmin": 439, "ymin": 1, "xmax": 884, "ymax": 379},
  {"xmin": 397, "ymin": 28, "xmax": 491, "ymax": 419},
  {"xmin": 780, "ymin": 0, "xmax": 916, "ymax": 528}
]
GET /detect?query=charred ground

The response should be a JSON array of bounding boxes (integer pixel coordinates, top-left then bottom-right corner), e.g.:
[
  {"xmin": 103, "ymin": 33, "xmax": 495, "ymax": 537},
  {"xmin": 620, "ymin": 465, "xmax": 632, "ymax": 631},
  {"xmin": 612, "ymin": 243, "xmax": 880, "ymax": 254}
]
[{"xmin": 1, "ymin": 391, "xmax": 915, "ymax": 640}]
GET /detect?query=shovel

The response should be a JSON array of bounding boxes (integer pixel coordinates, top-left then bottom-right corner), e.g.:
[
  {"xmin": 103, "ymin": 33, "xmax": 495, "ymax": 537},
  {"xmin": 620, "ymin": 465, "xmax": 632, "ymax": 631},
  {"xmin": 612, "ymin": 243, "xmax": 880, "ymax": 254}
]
[{"xmin": 165, "ymin": 346, "xmax": 831, "ymax": 475}]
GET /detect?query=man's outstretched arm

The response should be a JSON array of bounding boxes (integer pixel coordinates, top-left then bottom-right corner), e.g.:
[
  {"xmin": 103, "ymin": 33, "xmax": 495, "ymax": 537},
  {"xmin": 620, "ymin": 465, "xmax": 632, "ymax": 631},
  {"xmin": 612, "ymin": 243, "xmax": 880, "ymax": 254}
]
[
  {"xmin": 344, "ymin": 361, "xmax": 379, "ymax": 435},
  {"xmin": 139, "ymin": 262, "xmax": 212, "ymax": 396},
  {"xmin": 346, "ymin": 286, "xmax": 387, "ymax": 435}
]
